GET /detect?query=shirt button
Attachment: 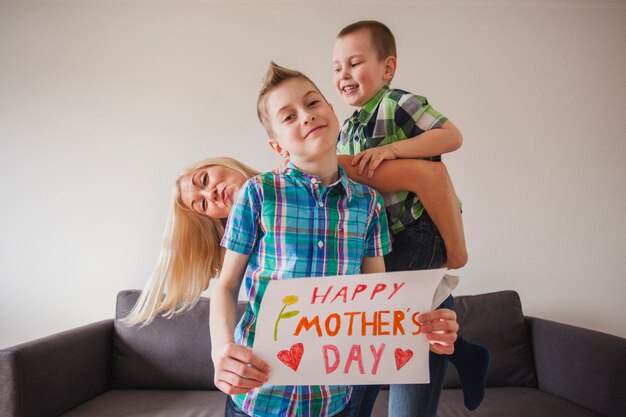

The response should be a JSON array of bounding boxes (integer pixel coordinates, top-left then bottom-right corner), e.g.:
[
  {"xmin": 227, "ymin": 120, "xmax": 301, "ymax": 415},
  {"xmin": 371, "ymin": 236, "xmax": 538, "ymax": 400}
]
[
  {"xmin": 318, "ymin": 201, "xmax": 325, "ymax": 207},
  {"xmin": 311, "ymin": 178, "xmax": 318, "ymax": 184},
  {"xmin": 318, "ymin": 241, "xmax": 324, "ymax": 248}
]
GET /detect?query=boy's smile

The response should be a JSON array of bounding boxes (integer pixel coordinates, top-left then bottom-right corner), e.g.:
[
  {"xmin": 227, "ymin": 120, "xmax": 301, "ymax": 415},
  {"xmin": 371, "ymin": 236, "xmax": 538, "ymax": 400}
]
[
  {"xmin": 333, "ymin": 29, "xmax": 395, "ymax": 109},
  {"xmin": 304, "ymin": 124, "xmax": 327, "ymax": 139}
]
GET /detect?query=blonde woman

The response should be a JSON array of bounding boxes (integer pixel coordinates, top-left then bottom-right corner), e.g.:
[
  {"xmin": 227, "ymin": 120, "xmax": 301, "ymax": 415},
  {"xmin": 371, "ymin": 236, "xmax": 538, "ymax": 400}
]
[{"xmin": 122, "ymin": 155, "xmax": 466, "ymax": 326}]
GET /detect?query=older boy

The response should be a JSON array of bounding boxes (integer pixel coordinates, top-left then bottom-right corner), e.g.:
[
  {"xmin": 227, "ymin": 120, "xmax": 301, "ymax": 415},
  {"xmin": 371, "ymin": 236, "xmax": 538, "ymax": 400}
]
[
  {"xmin": 210, "ymin": 62, "xmax": 459, "ymax": 417},
  {"xmin": 333, "ymin": 21, "xmax": 489, "ymax": 416}
]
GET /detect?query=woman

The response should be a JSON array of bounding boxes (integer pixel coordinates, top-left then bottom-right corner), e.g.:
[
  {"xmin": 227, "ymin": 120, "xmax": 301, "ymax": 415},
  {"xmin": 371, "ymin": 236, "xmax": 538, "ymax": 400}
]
[{"xmin": 122, "ymin": 155, "xmax": 466, "ymax": 326}]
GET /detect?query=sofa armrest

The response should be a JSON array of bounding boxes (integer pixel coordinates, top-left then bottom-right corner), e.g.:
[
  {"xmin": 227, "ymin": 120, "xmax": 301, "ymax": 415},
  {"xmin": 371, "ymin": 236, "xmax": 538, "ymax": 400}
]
[
  {"xmin": 528, "ymin": 316, "xmax": 626, "ymax": 417},
  {"xmin": 0, "ymin": 320, "xmax": 114, "ymax": 417}
]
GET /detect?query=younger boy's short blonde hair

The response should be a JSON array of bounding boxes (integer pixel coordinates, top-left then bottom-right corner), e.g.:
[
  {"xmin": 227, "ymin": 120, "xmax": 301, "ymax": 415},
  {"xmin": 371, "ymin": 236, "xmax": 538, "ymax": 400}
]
[
  {"xmin": 337, "ymin": 20, "xmax": 397, "ymax": 60},
  {"xmin": 257, "ymin": 61, "xmax": 326, "ymax": 137}
]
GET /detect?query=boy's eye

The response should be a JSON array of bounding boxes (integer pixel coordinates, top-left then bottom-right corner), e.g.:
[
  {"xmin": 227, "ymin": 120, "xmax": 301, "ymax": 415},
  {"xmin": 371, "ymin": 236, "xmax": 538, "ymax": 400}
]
[
  {"xmin": 201, "ymin": 199, "xmax": 207, "ymax": 211},
  {"xmin": 351, "ymin": 62, "xmax": 361, "ymax": 67},
  {"xmin": 201, "ymin": 173, "xmax": 208, "ymax": 187},
  {"xmin": 307, "ymin": 100, "xmax": 320, "ymax": 107},
  {"xmin": 333, "ymin": 67, "xmax": 341, "ymax": 73},
  {"xmin": 283, "ymin": 114, "xmax": 295, "ymax": 122}
]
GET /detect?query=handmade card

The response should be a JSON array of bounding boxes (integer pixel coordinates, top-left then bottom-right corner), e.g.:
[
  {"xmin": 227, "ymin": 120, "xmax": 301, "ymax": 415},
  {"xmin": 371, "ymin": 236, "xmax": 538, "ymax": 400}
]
[{"xmin": 253, "ymin": 269, "xmax": 457, "ymax": 385}]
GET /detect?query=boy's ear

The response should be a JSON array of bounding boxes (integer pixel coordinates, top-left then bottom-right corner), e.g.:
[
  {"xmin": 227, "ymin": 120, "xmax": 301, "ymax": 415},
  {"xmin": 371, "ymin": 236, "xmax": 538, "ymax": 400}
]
[
  {"xmin": 383, "ymin": 56, "xmax": 397, "ymax": 81},
  {"xmin": 268, "ymin": 138, "xmax": 290, "ymax": 159}
]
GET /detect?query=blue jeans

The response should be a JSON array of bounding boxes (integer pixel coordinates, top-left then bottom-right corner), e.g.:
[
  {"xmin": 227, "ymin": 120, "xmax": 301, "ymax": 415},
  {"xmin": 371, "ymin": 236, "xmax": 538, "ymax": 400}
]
[
  {"xmin": 348, "ymin": 385, "xmax": 379, "ymax": 417},
  {"xmin": 384, "ymin": 211, "xmax": 446, "ymax": 271},
  {"xmin": 388, "ymin": 213, "xmax": 452, "ymax": 417},
  {"xmin": 226, "ymin": 395, "xmax": 352, "ymax": 417},
  {"xmin": 225, "ymin": 397, "xmax": 249, "ymax": 417}
]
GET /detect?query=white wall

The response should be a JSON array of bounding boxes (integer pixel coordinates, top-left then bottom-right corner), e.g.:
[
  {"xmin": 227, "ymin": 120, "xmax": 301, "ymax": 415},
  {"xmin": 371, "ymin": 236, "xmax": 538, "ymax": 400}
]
[{"xmin": 1, "ymin": 0, "xmax": 625, "ymax": 348}]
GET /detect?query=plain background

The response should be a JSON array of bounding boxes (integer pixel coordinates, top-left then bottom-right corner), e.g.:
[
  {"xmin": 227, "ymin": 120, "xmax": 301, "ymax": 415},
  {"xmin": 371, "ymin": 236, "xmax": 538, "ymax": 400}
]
[{"xmin": 1, "ymin": 0, "xmax": 625, "ymax": 348}]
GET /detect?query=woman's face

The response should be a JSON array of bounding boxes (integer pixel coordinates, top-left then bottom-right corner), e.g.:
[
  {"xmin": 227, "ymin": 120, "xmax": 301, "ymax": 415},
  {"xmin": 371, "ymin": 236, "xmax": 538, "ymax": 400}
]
[{"xmin": 179, "ymin": 165, "xmax": 247, "ymax": 218}]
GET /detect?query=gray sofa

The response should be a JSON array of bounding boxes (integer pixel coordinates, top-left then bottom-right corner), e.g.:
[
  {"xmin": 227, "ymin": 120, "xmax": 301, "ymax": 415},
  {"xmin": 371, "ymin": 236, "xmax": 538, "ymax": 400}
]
[{"xmin": 1, "ymin": 290, "xmax": 624, "ymax": 417}]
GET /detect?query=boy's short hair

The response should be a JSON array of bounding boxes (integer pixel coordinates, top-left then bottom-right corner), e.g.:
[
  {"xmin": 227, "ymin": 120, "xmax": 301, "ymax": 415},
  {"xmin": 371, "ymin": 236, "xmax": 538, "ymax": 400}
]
[
  {"xmin": 257, "ymin": 61, "xmax": 326, "ymax": 137},
  {"xmin": 337, "ymin": 20, "xmax": 396, "ymax": 60}
]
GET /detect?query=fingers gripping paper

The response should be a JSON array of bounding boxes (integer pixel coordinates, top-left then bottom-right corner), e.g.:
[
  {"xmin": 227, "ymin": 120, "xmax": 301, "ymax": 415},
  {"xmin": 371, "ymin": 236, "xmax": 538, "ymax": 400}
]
[{"xmin": 253, "ymin": 269, "xmax": 457, "ymax": 385}]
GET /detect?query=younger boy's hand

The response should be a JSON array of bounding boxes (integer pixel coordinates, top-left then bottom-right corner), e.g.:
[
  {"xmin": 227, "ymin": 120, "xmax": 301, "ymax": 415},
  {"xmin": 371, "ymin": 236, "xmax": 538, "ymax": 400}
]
[
  {"xmin": 213, "ymin": 342, "xmax": 270, "ymax": 395},
  {"xmin": 419, "ymin": 308, "xmax": 458, "ymax": 355},
  {"xmin": 351, "ymin": 144, "xmax": 397, "ymax": 178}
]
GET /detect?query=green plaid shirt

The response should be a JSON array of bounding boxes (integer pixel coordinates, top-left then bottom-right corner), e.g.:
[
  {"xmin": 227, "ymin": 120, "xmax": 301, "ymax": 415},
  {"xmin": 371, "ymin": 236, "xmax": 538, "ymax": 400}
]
[{"xmin": 337, "ymin": 86, "xmax": 447, "ymax": 234}]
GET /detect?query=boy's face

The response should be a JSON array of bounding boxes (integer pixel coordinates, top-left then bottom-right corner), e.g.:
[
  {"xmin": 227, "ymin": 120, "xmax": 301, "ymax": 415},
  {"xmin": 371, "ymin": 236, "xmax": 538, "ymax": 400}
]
[
  {"xmin": 266, "ymin": 78, "xmax": 339, "ymax": 163},
  {"xmin": 332, "ymin": 29, "xmax": 394, "ymax": 109}
]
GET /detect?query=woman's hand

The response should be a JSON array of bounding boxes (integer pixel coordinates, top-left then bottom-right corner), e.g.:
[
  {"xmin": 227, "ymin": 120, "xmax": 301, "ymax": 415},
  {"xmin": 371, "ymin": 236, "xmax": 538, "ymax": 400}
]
[
  {"xmin": 419, "ymin": 308, "xmax": 459, "ymax": 355},
  {"xmin": 213, "ymin": 342, "xmax": 270, "ymax": 395}
]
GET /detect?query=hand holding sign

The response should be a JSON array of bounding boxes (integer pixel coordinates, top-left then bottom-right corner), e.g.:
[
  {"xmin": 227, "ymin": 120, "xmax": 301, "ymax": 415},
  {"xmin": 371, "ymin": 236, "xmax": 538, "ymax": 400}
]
[
  {"xmin": 212, "ymin": 342, "xmax": 270, "ymax": 395},
  {"xmin": 418, "ymin": 308, "xmax": 459, "ymax": 355}
]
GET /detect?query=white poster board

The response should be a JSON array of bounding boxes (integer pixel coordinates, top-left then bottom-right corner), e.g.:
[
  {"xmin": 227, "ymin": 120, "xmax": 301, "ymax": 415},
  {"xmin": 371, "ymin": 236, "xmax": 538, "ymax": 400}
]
[{"xmin": 253, "ymin": 269, "xmax": 457, "ymax": 385}]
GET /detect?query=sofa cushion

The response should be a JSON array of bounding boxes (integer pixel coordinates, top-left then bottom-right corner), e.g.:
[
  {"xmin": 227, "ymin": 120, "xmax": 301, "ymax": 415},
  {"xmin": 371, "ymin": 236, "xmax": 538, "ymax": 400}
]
[
  {"xmin": 112, "ymin": 290, "xmax": 218, "ymax": 390},
  {"xmin": 444, "ymin": 290, "xmax": 537, "ymax": 388},
  {"xmin": 437, "ymin": 388, "xmax": 604, "ymax": 417},
  {"xmin": 61, "ymin": 390, "xmax": 227, "ymax": 417}
]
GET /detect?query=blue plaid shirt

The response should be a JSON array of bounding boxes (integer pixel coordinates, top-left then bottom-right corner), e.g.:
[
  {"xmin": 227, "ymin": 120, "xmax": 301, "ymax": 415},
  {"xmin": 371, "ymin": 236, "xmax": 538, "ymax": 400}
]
[{"xmin": 221, "ymin": 163, "xmax": 391, "ymax": 417}]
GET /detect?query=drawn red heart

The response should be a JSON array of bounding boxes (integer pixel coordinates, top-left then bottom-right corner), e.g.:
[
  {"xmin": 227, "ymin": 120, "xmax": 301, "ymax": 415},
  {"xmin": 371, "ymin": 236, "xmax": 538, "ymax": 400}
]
[
  {"xmin": 394, "ymin": 348, "xmax": 414, "ymax": 370},
  {"xmin": 277, "ymin": 343, "xmax": 304, "ymax": 371}
]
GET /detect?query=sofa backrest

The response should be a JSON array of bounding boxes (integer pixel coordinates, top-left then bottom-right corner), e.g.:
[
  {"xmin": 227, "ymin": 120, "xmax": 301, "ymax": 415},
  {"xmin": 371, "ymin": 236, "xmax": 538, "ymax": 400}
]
[
  {"xmin": 443, "ymin": 290, "xmax": 537, "ymax": 388},
  {"xmin": 112, "ymin": 290, "xmax": 245, "ymax": 390}
]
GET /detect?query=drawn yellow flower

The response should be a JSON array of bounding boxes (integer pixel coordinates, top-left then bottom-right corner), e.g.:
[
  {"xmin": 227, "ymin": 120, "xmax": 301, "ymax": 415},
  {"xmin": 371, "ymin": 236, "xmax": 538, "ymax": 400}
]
[
  {"xmin": 282, "ymin": 295, "xmax": 299, "ymax": 306},
  {"xmin": 274, "ymin": 295, "xmax": 300, "ymax": 341}
]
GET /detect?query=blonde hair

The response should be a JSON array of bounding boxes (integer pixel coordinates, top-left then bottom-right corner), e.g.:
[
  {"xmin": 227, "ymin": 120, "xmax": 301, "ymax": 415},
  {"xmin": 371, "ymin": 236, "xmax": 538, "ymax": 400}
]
[
  {"xmin": 257, "ymin": 61, "xmax": 327, "ymax": 137},
  {"xmin": 121, "ymin": 156, "xmax": 259, "ymax": 326}
]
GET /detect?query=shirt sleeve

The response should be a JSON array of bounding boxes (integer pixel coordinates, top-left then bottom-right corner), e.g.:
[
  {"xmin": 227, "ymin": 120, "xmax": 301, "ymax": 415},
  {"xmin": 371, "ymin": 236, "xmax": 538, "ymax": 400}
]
[
  {"xmin": 364, "ymin": 192, "xmax": 392, "ymax": 257},
  {"xmin": 221, "ymin": 178, "xmax": 261, "ymax": 255},
  {"xmin": 394, "ymin": 93, "xmax": 448, "ymax": 138}
]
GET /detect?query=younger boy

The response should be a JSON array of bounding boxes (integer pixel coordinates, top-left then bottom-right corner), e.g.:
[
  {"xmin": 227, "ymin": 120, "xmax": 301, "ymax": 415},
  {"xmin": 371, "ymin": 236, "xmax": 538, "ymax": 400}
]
[
  {"xmin": 209, "ymin": 62, "xmax": 460, "ymax": 417},
  {"xmin": 333, "ymin": 21, "xmax": 489, "ymax": 414}
]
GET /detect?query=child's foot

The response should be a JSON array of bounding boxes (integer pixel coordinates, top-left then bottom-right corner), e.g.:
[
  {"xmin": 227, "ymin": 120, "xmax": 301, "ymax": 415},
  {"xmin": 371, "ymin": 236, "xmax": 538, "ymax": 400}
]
[{"xmin": 451, "ymin": 339, "xmax": 491, "ymax": 410}]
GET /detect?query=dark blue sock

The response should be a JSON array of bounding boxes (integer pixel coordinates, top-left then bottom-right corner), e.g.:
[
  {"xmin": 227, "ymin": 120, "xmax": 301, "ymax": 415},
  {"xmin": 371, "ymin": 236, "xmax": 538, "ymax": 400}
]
[{"xmin": 448, "ymin": 337, "xmax": 490, "ymax": 410}]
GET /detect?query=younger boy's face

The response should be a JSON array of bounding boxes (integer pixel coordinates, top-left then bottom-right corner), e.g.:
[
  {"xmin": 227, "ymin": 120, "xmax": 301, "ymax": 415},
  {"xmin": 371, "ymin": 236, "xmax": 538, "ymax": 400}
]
[
  {"xmin": 333, "ymin": 29, "xmax": 393, "ymax": 109},
  {"xmin": 266, "ymin": 78, "xmax": 339, "ymax": 163}
]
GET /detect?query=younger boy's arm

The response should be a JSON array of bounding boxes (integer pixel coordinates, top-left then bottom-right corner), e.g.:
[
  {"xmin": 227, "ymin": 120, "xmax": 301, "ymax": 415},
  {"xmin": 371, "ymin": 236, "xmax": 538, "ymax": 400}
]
[
  {"xmin": 353, "ymin": 120, "xmax": 463, "ymax": 178},
  {"xmin": 210, "ymin": 249, "xmax": 269, "ymax": 395}
]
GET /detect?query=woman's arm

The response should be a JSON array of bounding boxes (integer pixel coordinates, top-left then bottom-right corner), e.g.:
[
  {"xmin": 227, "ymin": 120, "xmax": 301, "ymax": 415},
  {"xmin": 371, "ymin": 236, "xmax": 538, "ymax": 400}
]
[
  {"xmin": 339, "ymin": 155, "xmax": 467, "ymax": 269},
  {"xmin": 210, "ymin": 249, "xmax": 269, "ymax": 394}
]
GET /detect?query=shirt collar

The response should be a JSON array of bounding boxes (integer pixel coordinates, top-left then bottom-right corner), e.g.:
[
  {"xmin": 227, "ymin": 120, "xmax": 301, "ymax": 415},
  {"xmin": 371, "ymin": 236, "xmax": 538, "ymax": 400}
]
[
  {"xmin": 282, "ymin": 162, "xmax": 353, "ymax": 201},
  {"xmin": 349, "ymin": 85, "xmax": 389, "ymax": 125}
]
